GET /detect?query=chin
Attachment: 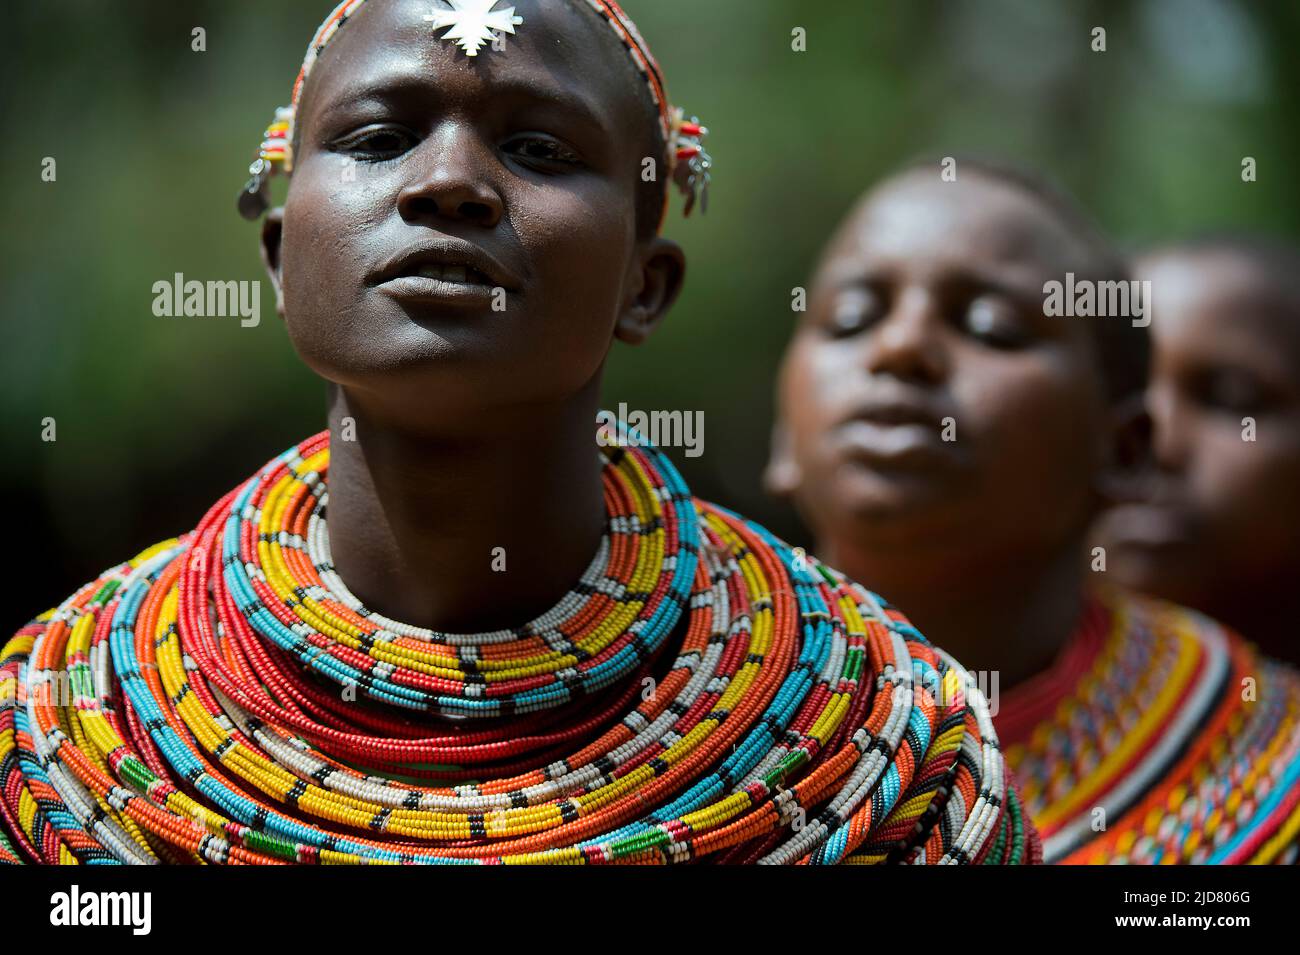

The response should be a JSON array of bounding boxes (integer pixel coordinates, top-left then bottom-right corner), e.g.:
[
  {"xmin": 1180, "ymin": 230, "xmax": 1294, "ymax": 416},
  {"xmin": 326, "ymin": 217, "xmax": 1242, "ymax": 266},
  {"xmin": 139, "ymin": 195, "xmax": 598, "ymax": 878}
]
[
  {"xmin": 821, "ymin": 473, "xmax": 956, "ymax": 541},
  {"xmin": 837, "ymin": 459, "xmax": 952, "ymax": 506},
  {"xmin": 1106, "ymin": 545, "xmax": 1202, "ymax": 601}
]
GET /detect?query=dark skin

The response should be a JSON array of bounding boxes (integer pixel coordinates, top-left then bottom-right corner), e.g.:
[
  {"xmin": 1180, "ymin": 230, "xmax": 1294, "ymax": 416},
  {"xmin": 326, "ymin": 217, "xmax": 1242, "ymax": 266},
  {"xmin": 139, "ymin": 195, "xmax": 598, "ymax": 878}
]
[
  {"xmin": 767, "ymin": 169, "xmax": 1132, "ymax": 687},
  {"xmin": 1099, "ymin": 249, "xmax": 1300, "ymax": 660},
  {"xmin": 259, "ymin": 0, "xmax": 685, "ymax": 632}
]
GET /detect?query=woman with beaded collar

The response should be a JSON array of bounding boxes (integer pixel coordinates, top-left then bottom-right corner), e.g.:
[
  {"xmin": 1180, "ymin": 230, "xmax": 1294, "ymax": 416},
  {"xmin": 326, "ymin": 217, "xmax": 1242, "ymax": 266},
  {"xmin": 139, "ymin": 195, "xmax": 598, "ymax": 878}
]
[{"xmin": 0, "ymin": 0, "xmax": 1038, "ymax": 866}]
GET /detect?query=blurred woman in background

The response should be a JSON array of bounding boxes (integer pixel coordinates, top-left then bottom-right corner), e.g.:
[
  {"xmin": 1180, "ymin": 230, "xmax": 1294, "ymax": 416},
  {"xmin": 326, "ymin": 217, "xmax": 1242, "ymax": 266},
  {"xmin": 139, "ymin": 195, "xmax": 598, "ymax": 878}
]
[
  {"xmin": 767, "ymin": 159, "xmax": 1300, "ymax": 863},
  {"xmin": 1099, "ymin": 235, "xmax": 1300, "ymax": 666}
]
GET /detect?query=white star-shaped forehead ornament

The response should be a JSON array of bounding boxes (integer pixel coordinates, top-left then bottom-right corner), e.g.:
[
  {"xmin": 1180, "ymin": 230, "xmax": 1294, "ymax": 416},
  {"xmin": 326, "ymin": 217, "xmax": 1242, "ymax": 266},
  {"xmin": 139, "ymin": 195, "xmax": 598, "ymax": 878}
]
[{"xmin": 424, "ymin": 0, "xmax": 524, "ymax": 57}]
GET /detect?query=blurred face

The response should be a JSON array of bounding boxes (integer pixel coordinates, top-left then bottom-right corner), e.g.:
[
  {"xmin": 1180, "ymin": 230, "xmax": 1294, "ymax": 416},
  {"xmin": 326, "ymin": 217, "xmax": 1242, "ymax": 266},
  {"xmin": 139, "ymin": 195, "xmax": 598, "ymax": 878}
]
[
  {"xmin": 264, "ymin": 0, "xmax": 679, "ymax": 424},
  {"xmin": 1103, "ymin": 251, "xmax": 1300, "ymax": 604},
  {"xmin": 772, "ymin": 172, "xmax": 1112, "ymax": 563}
]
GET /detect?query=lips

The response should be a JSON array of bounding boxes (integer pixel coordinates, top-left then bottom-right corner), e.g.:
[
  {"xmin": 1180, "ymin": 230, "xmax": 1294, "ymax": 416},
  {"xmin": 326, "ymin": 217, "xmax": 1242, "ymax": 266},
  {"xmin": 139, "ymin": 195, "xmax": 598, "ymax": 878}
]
[
  {"xmin": 369, "ymin": 239, "xmax": 523, "ymax": 301},
  {"xmin": 849, "ymin": 401, "xmax": 944, "ymax": 428},
  {"xmin": 1101, "ymin": 503, "xmax": 1196, "ymax": 550},
  {"xmin": 833, "ymin": 393, "xmax": 957, "ymax": 467},
  {"xmin": 837, "ymin": 419, "xmax": 953, "ymax": 466}
]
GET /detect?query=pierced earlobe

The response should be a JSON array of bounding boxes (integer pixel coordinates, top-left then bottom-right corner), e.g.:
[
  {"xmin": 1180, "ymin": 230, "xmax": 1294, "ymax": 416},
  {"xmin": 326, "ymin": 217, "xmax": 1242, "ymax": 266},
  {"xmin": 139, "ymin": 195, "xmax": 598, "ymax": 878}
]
[
  {"xmin": 614, "ymin": 237, "xmax": 685, "ymax": 346},
  {"xmin": 613, "ymin": 310, "xmax": 656, "ymax": 346},
  {"xmin": 259, "ymin": 207, "xmax": 286, "ymax": 319}
]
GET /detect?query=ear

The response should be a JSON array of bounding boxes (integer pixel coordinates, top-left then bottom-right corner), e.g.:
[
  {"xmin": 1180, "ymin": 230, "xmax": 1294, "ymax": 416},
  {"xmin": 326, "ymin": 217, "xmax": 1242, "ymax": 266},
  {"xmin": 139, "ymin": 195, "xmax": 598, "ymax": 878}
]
[
  {"xmin": 614, "ymin": 237, "xmax": 686, "ymax": 346},
  {"xmin": 259, "ymin": 207, "xmax": 286, "ymax": 320},
  {"xmin": 763, "ymin": 419, "xmax": 803, "ymax": 499},
  {"xmin": 1094, "ymin": 390, "xmax": 1153, "ymax": 506}
]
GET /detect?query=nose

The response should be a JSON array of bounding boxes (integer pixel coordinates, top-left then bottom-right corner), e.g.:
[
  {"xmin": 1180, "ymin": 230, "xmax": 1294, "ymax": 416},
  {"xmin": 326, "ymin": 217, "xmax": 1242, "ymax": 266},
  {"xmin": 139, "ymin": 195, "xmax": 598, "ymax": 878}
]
[
  {"xmin": 396, "ymin": 122, "xmax": 504, "ymax": 228},
  {"xmin": 861, "ymin": 287, "xmax": 948, "ymax": 384}
]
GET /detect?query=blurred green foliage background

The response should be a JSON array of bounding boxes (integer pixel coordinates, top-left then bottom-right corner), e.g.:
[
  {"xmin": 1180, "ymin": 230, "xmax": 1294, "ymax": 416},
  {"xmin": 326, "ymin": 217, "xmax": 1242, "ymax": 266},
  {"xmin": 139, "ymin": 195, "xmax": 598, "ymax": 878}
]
[{"xmin": 2, "ymin": 0, "xmax": 1298, "ymax": 626}]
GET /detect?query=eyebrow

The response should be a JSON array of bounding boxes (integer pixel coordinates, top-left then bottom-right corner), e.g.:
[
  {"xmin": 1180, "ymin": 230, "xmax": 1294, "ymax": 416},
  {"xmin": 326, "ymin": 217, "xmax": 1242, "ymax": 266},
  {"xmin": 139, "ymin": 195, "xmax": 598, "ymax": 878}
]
[
  {"xmin": 486, "ymin": 75, "xmax": 613, "ymax": 134},
  {"xmin": 948, "ymin": 264, "xmax": 1050, "ymax": 303},
  {"xmin": 310, "ymin": 66, "xmax": 613, "ymax": 138},
  {"xmin": 824, "ymin": 260, "xmax": 1044, "ymax": 295}
]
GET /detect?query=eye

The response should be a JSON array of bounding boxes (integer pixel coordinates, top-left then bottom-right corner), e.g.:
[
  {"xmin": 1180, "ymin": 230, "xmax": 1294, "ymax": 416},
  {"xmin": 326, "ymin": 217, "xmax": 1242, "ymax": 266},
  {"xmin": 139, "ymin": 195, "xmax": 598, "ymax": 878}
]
[
  {"xmin": 502, "ymin": 135, "xmax": 583, "ymax": 169},
  {"xmin": 332, "ymin": 125, "xmax": 418, "ymax": 162},
  {"xmin": 1193, "ymin": 368, "xmax": 1271, "ymax": 416},
  {"xmin": 824, "ymin": 286, "xmax": 884, "ymax": 338},
  {"xmin": 962, "ymin": 295, "xmax": 1031, "ymax": 348}
]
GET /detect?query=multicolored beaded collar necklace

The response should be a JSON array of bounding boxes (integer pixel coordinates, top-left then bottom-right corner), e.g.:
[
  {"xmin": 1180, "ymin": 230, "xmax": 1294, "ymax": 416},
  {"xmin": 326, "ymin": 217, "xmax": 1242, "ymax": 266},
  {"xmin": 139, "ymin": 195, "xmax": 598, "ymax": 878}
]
[
  {"xmin": 0, "ymin": 427, "xmax": 1038, "ymax": 865},
  {"xmin": 998, "ymin": 588, "xmax": 1300, "ymax": 864}
]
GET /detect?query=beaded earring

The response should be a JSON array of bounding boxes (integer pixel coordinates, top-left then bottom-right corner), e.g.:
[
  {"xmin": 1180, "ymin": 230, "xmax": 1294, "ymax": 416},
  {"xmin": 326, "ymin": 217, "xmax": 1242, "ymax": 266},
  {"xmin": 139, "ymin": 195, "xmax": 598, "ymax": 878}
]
[
  {"xmin": 671, "ymin": 111, "xmax": 711, "ymax": 216},
  {"xmin": 238, "ymin": 107, "xmax": 292, "ymax": 221}
]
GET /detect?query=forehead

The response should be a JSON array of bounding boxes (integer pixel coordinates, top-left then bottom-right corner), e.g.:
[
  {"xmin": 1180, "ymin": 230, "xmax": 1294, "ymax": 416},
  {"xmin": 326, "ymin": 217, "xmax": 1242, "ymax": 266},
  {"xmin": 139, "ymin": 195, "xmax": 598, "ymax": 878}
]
[
  {"xmin": 820, "ymin": 171, "xmax": 1089, "ymax": 284},
  {"xmin": 1139, "ymin": 252, "xmax": 1300, "ymax": 357},
  {"xmin": 297, "ymin": 0, "xmax": 641, "ymax": 131}
]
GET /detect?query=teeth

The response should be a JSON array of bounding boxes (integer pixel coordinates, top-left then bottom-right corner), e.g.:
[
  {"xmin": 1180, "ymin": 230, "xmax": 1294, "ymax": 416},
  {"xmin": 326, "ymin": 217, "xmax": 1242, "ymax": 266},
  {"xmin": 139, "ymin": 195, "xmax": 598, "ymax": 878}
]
[{"xmin": 413, "ymin": 264, "xmax": 485, "ymax": 285}]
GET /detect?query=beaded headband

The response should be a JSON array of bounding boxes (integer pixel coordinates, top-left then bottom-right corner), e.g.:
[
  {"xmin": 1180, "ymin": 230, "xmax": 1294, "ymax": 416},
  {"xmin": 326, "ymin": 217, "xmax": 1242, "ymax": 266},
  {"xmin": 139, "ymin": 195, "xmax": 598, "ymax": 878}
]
[{"xmin": 238, "ymin": 0, "xmax": 712, "ymax": 228}]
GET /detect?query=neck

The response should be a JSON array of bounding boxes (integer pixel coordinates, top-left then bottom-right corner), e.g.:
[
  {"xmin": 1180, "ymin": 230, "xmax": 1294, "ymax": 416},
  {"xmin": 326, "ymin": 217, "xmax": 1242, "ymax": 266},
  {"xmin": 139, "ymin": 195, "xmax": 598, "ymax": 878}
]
[
  {"xmin": 323, "ymin": 384, "xmax": 606, "ymax": 634},
  {"xmin": 819, "ymin": 534, "xmax": 1087, "ymax": 690}
]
